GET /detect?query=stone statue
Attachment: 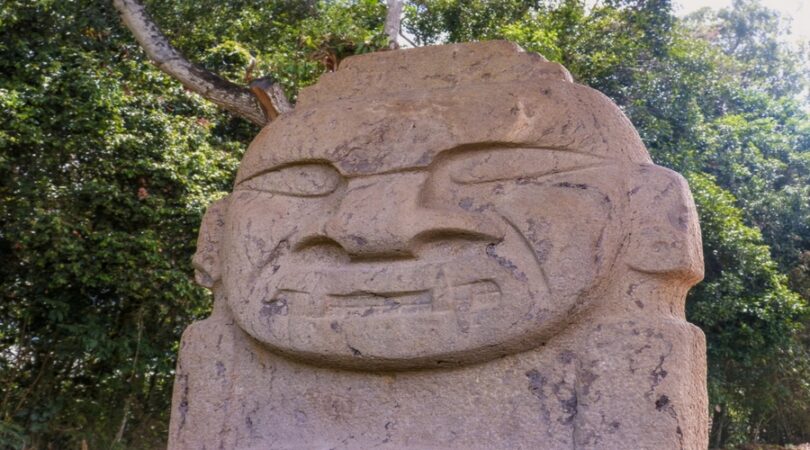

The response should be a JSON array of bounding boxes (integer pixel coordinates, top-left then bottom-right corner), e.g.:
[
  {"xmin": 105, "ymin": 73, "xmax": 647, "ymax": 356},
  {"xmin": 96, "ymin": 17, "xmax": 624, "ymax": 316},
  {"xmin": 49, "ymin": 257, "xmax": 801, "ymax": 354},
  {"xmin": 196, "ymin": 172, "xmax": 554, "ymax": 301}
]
[{"xmin": 168, "ymin": 41, "xmax": 708, "ymax": 449}]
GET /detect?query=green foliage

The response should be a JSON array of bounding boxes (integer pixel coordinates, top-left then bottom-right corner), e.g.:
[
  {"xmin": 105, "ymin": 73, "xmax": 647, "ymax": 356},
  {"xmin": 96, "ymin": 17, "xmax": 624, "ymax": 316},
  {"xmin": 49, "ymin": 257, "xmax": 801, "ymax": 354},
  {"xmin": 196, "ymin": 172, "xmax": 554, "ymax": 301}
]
[
  {"xmin": 0, "ymin": 0, "xmax": 242, "ymax": 447},
  {"xmin": 0, "ymin": 421, "xmax": 26, "ymax": 450},
  {"xmin": 201, "ymin": 40, "xmax": 254, "ymax": 82},
  {"xmin": 146, "ymin": 0, "xmax": 388, "ymax": 96},
  {"xmin": 297, "ymin": 0, "xmax": 389, "ymax": 67},
  {"xmin": 687, "ymin": 173, "xmax": 808, "ymax": 446},
  {"xmin": 1, "ymin": 0, "xmax": 808, "ymax": 447}
]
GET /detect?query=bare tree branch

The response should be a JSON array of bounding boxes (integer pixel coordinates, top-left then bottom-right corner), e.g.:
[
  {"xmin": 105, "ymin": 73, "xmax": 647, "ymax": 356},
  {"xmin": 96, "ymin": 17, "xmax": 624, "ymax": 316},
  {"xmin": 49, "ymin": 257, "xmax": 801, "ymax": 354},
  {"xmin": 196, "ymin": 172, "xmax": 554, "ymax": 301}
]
[
  {"xmin": 398, "ymin": 30, "xmax": 418, "ymax": 48},
  {"xmin": 385, "ymin": 0, "xmax": 404, "ymax": 49},
  {"xmin": 249, "ymin": 76, "xmax": 293, "ymax": 121},
  {"xmin": 112, "ymin": 0, "xmax": 291, "ymax": 126}
]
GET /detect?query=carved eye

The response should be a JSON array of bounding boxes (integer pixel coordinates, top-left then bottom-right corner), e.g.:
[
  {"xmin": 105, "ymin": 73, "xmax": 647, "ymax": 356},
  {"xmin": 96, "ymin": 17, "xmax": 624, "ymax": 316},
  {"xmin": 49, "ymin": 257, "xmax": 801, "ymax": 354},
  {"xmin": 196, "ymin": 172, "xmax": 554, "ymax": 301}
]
[
  {"xmin": 448, "ymin": 148, "xmax": 605, "ymax": 184},
  {"xmin": 238, "ymin": 163, "xmax": 341, "ymax": 197}
]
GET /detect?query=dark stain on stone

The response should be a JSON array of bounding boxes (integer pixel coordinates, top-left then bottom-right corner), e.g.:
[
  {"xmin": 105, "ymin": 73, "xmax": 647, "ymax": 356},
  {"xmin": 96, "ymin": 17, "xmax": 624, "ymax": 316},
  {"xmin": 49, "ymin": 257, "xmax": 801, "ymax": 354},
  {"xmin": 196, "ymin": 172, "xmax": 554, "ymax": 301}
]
[
  {"xmin": 656, "ymin": 180, "xmax": 676, "ymax": 200},
  {"xmin": 525, "ymin": 369, "xmax": 552, "ymax": 425},
  {"xmin": 594, "ymin": 231, "xmax": 605, "ymax": 263},
  {"xmin": 526, "ymin": 218, "xmax": 552, "ymax": 263},
  {"xmin": 578, "ymin": 368, "xmax": 599, "ymax": 397},
  {"xmin": 486, "ymin": 243, "xmax": 528, "ymax": 282},
  {"xmin": 553, "ymin": 382, "xmax": 578, "ymax": 424},
  {"xmin": 344, "ymin": 157, "xmax": 378, "ymax": 173},
  {"xmin": 178, "ymin": 374, "xmax": 189, "ymax": 429},
  {"xmin": 668, "ymin": 206, "xmax": 690, "ymax": 231},
  {"xmin": 330, "ymin": 321, "xmax": 341, "ymax": 332},
  {"xmin": 655, "ymin": 394, "xmax": 670, "ymax": 411},
  {"xmin": 416, "ymin": 150, "xmax": 432, "ymax": 165},
  {"xmin": 246, "ymin": 238, "xmax": 289, "ymax": 286},
  {"xmin": 557, "ymin": 350, "xmax": 575, "ymax": 364},
  {"xmin": 651, "ymin": 355, "xmax": 668, "ymax": 387},
  {"xmin": 525, "ymin": 369, "xmax": 545, "ymax": 399},
  {"xmin": 260, "ymin": 298, "xmax": 288, "ymax": 318},
  {"xmin": 215, "ymin": 361, "xmax": 225, "ymax": 377},
  {"xmin": 245, "ymin": 415, "xmax": 254, "ymax": 430},
  {"xmin": 554, "ymin": 182, "xmax": 589, "ymax": 190},
  {"xmin": 635, "ymin": 300, "xmax": 645, "ymax": 309},
  {"xmin": 458, "ymin": 197, "xmax": 474, "ymax": 211},
  {"xmin": 349, "ymin": 235, "xmax": 368, "ymax": 246},
  {"xmin": 383, "ymin": 299, "xmax": 401, "ymax": 312},
  {"xmin": 635, "ymin": 344, "xmax": 651, "ymax": 355},
  {"xmin": 349, "ymin": 345, "xmax": 362, "ymax": 356},
  {"xmin": 265, "ymin": 239, "xmax": 289, "ymax": 267}
]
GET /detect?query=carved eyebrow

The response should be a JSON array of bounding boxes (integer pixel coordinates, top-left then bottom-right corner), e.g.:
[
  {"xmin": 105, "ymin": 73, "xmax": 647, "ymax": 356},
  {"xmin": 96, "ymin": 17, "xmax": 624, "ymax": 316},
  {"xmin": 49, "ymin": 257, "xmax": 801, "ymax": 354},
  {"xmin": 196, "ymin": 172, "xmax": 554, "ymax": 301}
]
[
  {"xmin": 446, "ymin": 147, "xmax": 608, "ymax": 184},
  {"xmin": 237, "ymin": 159, "xmax": 337, "ymax": 186},
  {"xmin": 235, "ymin": 162, "xmax": 342, "ymax": 197}
]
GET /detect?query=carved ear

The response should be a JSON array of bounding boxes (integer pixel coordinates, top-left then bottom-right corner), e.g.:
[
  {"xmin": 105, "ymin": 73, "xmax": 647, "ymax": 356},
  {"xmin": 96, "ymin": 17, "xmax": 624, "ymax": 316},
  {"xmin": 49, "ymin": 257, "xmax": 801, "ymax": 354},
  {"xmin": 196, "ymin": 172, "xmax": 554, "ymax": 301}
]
[
  {"xmin": 625, "ymin": 165, "xmax": 704, "ymax": 284},
  {"xmin": 192, "ymin": 196, "xmax": 230, "ymax": 289}
]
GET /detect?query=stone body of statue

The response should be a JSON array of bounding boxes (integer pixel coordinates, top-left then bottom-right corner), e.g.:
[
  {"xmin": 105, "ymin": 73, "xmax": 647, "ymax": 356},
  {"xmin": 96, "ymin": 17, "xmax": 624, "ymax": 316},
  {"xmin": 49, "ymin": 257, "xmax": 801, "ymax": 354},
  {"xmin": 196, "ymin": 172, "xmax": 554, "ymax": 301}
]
[{"xmin": 168, "ymin": 41, "xmax": 708, "ymax": 449}]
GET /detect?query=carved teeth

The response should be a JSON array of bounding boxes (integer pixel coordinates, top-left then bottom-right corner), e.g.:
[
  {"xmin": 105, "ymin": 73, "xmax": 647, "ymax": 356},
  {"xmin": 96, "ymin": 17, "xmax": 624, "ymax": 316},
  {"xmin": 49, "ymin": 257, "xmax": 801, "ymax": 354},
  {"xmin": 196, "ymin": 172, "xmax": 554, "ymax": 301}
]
[
  {"xmin": 270, "ymin": 259, "xmax": 507, "ymax": 319},
  {"xmin": 453, "ymin": 280, "xmax": 501, "ymax": 311},
  {"xmin": 326, "ymin": 290, "xmax": 432, "ymax": 317}
]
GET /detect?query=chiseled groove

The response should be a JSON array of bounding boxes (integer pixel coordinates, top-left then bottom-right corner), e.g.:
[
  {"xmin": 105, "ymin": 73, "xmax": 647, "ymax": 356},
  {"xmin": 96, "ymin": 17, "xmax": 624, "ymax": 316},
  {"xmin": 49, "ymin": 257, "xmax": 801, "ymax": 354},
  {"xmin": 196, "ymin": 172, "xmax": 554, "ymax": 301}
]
[{"xmin": 501, "ymin": 215, "xmax": 552, "ymax": 296}]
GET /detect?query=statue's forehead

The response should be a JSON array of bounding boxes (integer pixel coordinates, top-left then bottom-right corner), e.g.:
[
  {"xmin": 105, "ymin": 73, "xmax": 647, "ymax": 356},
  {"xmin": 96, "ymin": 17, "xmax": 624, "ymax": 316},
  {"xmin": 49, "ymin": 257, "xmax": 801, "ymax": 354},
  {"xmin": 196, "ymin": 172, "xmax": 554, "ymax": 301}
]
[{"xmin": 235, "ymin": 80, "xmax": 651, "ymax": 184}]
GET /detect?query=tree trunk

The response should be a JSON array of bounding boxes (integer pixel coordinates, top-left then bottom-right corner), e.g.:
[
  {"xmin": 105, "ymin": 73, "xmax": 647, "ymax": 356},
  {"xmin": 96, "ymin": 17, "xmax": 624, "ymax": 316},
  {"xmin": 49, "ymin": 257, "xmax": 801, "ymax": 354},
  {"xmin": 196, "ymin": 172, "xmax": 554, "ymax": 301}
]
[{"xmin": 385, "ymin": 0, "xmax": 404, "ymax": 49}]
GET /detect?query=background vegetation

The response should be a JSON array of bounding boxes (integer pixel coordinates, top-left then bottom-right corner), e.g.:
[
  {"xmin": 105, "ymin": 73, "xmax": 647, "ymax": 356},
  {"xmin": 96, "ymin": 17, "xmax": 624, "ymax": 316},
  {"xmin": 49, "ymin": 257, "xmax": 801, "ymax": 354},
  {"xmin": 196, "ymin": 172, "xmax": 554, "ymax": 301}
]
[{"xmin": 1, "ymin": 0, "xmax": 808, "ymax": 448}]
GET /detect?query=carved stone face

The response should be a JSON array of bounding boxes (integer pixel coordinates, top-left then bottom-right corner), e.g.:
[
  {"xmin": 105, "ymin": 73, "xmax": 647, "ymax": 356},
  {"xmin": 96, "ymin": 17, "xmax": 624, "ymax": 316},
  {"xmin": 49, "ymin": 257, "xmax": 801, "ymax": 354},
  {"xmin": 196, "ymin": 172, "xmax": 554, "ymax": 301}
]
[
  {"xmin": 198, "ymin": 42, "xmax": 700, "ymax": 370},
  {"xmin": 177, "ymin": 43, "xmax": 708, "ymax": 450}
]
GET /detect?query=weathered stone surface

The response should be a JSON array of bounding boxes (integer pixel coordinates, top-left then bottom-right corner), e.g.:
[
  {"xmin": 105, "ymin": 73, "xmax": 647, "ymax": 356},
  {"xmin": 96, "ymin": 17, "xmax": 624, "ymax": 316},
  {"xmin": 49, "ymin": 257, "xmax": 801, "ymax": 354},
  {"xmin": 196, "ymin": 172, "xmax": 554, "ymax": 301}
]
[{"xmin": 168, "ymin": 40, "xmax": 708, "ymax": 449}]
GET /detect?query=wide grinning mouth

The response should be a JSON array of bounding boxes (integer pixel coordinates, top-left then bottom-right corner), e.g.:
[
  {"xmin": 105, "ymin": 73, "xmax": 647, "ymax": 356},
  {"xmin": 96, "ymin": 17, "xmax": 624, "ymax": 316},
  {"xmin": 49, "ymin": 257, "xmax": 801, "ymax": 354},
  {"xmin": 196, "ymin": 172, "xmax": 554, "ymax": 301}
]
[{"xmin": 259, "ymin": 254, "xmax": 517, "ymax": 320}]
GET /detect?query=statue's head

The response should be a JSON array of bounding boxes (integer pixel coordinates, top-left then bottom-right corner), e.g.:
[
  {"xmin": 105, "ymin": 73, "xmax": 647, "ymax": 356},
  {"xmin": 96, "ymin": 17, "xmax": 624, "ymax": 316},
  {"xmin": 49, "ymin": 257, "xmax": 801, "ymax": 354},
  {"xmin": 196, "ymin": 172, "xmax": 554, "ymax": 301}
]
[{"xmin": 192, "ymin": 41, "xmax": 703, "ymax": 370}]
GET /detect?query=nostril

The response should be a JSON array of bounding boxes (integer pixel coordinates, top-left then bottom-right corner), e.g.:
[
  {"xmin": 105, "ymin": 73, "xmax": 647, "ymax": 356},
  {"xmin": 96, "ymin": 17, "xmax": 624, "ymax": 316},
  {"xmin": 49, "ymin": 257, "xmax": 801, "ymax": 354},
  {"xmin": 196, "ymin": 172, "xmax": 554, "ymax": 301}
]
[
  {"xmin": 347, "ymin": 251, "xmax": 415, "ymax": 263},
  {"xmin": 292, "ymin": 234, "xmax": 340, "ymax": 252},
  {"xmin": 410, "ymin": 210, "xmax": 506, "ymax": 243},
  {"xmin": 410, "ymin": 228, "xmax": 502, "ymax": 246}
]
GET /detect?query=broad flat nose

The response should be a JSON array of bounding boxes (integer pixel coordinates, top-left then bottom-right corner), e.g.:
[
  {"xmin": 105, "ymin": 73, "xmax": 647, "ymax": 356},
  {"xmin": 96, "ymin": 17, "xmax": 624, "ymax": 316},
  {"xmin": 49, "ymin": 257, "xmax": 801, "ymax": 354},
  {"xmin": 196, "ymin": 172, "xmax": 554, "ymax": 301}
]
[{"xmin": 323, "ymin": 172, "xmax": 503, "ymax": 256}]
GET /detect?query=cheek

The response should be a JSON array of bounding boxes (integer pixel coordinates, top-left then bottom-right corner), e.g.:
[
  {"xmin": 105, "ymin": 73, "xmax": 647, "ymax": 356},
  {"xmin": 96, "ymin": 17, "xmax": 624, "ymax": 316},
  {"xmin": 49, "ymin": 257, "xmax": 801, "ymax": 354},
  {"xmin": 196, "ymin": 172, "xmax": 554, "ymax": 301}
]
[
  {"xmin": 434, "ymin": 182, "xmax": 614, "ymax": 296},
  {"xmin": 222, "ymin": 191, "xmax": 330, "ymax": 290},
  {"xmin": 508, "ymin": 188, "xmax": 610, "ymax": 295}
]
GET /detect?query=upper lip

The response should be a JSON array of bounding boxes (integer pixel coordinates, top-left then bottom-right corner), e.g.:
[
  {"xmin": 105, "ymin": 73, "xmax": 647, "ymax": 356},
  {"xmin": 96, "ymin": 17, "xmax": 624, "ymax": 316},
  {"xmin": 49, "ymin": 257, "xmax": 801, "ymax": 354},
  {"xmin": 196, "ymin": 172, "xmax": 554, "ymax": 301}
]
[{"xmin": 290, "ymin": 209, "xmax": 506, "ymax": 259}]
